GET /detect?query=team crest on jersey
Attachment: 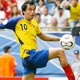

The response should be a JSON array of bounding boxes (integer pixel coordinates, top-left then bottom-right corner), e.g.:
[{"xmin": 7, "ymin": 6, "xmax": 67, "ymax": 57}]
[{"xmin": 32, "ymin": 24, "xmax": 35, "ymax": 28}]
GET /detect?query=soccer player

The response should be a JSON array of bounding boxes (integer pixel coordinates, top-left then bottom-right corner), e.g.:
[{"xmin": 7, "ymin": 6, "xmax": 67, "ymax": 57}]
[{"xmin": 0, "ymin": 1, "xmax": 75, "ymax": 80}]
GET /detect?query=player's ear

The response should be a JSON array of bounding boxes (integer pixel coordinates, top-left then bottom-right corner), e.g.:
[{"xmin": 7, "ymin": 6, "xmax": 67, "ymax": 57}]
[{"xmin": 22, "ymin": 11, "xmax": 25, "ymax": 15}]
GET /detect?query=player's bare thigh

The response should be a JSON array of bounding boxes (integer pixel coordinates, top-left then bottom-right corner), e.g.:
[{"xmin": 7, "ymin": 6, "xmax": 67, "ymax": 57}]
[
  {"xmin": 48, "ymin": 47, "xmax": 65, "ymax": 60},
  {"xmin": 22, "ymin": 72, "xmax": 35, "ymax": 80}
]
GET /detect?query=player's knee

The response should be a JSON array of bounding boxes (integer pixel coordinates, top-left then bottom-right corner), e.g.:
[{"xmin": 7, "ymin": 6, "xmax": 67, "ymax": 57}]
[
  {"xmin": 57, "ymin": 48, "xmax": 66, "ymax": 57},
  {"xmin": 58, "ymin": 48, "xmax": 65, "ymax": 54},
  {"xmin": 49, "ymin": 47, "xmax": 66, "ymax": 60}
]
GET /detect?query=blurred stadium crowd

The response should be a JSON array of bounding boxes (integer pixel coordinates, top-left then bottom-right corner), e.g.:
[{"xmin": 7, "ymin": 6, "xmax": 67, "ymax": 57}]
[{"xmin": 0, "ymin": 0, "xmax": 80, "ymax": 31}]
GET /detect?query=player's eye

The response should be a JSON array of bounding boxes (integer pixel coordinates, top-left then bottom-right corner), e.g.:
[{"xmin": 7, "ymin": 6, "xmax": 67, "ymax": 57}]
[{"xmin": 28, "ymin": 8, "xmax": 32, "ymax": 11}]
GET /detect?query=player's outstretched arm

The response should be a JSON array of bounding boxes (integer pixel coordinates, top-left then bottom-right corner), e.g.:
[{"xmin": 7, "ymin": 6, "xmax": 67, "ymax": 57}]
[
  {"xmin": 0, "ymin": 16, "xmax": 23, "ymax": 30},
  {"xmin": 0, "ymin": 20, "xmax": 7, "ymax": 29},
  {"xmin": 38, "ymin": 32, "xmax": 60, "ymax": 41}
]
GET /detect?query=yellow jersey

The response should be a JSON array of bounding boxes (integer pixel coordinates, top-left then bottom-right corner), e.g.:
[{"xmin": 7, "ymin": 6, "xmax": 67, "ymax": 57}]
[
  {"xmin": 15, "ymin": 19, "xmax": 41, "ymax": 58},
  {"xmin": 0, "ymin": 16, "xmax": 42, "ymax": 58},
  {"xmin": 69, "ymin": 3, "xmax": 80, "ymax": 21}
]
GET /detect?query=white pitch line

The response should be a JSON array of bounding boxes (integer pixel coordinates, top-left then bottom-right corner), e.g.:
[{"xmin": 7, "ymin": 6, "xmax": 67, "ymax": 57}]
[
  {"xmin": 0, "ymin": 34, "xmax": 16, "ymax": 42},
  {"xmin": 49, "ymin": 60, "xmax": 64, "ymax": 72}
]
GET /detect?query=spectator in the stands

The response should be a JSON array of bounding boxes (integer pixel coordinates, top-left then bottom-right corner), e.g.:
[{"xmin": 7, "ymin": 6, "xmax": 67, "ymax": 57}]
[
  {"xmin": 41, "ymin": 7, "xmax": 52, "ymax": 25},
  {"xmin": 62, "ymin": 0, "xmax": 80, "ymax": 28},
  {"xmin": 48, "ymin": 18, "xmax": 58, "ymax": 31},
  {"xmin": 7, "ymin": 0, "xmax": 17, "ymax": 9},
  {"xmin": 35, "ymin": 0, "xmax": 46, "ymax": 14},
  {"xmin": 52, "ymin": 6, "xmax": 70, "ymax": 30},
  {"xmin": 61, "ymin": 0, "xmax": 70, "ymax": 8},
  {"xmin": 34, "ymin": 13, "xmax": 47, "ymax": 30},
  {"xmin": 0, "ymin": 0, "xmax": 17, "ymax": 19},
  {"xmin": 10, "ymin": 5, "xmax": 21, "ymax": 17},
  {"xmin": 71, "ymin": 50, "xmax": 80, "ymax": 80},
  {"xmin": 51, "ymin": 0, "xmax": 62, "ymax": 15}
]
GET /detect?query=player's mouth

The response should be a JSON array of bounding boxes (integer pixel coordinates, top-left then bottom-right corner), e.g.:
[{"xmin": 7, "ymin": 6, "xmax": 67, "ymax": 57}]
[{"xmin": 31, "ymin": 15, "xmax": 34, "ymax": 17}]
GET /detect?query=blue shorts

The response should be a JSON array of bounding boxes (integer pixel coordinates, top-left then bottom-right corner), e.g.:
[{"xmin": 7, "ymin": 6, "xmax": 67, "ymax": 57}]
[{"xmin": 22, "ymin": 49, "xmax": 49, "ymax": 75}]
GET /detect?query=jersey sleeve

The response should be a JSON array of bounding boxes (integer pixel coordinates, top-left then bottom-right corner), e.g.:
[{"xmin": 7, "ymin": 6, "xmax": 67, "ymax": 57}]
[{"xmin": 0, "ymin": 16, "xmax": 23, "ymax": 30}]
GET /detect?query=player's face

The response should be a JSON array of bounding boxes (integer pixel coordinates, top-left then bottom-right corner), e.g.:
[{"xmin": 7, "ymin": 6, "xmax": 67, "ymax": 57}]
[
  {"xmin": 24, "ymin": 4, "xmax": 35, "ymax": 20},
  {"xmin": 71, "ymin": 0, "xmax": 78, "ymax": 6}
]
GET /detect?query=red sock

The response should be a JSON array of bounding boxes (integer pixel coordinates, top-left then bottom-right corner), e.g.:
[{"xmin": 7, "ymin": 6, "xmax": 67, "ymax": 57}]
[{"xmin": 63, "ymin": 64, "xmax": 75, "ymax": 80}]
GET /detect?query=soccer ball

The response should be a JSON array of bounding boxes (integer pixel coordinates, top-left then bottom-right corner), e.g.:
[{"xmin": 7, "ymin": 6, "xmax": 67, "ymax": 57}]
[{"xmin": 60, "ymin": 34, "xmax": 75, "ymax": 50}]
